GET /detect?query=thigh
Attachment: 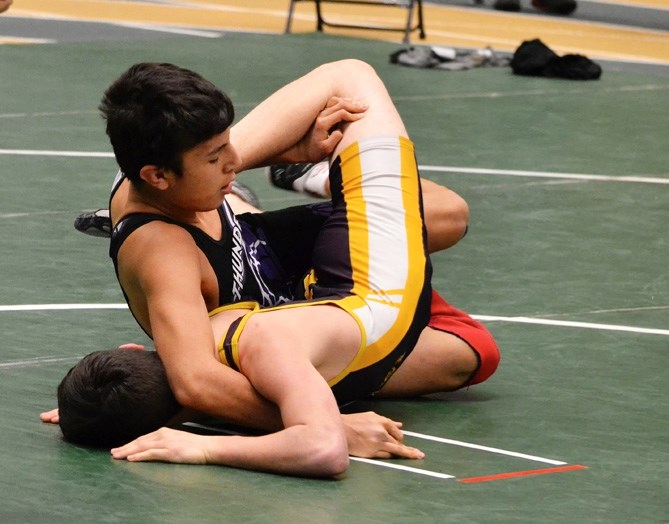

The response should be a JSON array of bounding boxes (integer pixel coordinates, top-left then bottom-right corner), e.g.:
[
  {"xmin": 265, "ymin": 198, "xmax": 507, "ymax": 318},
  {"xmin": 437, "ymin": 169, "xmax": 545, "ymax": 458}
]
[
  {"xmin": 375, "ymin": 326, "xmax": 479, "ymax": 397},
  {"xmin": 376, "ymin": 291, "xmax": 501, "ymax": 396}
]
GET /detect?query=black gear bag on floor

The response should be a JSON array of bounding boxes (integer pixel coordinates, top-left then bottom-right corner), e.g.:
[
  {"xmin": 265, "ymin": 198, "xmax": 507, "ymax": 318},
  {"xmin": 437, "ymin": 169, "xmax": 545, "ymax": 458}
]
[{"xmin": 511, "ymin": 38, "xmax": 602, "ymax": 80}]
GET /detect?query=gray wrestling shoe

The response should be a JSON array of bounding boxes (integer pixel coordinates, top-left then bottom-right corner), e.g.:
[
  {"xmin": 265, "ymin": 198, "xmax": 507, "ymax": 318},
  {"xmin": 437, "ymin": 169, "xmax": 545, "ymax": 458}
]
[
  {"xmin": 229, "ymin": 180, "xmax": 260, "ymax": 208},
  {"xmin": 73, "ymin": 181, "xmax": 260, "ymax": 238}
]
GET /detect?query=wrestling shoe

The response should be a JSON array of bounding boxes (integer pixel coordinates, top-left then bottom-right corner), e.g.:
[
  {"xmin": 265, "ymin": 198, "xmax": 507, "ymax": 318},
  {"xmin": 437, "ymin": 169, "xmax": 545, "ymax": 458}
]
[
  {"xmin": 267, "ymin": 162, "xmax": 329, "ymax": 198},
  {"xmin": 229, "ymin": 180, "xmax": 260, "ymax": 208},
  {"xmin": 73, "ymin": 181, "xmax": 259, "ymax": 238},
  {"xmin": 73, "ymin": 209, "xmax": 112, "ymax": 238}
]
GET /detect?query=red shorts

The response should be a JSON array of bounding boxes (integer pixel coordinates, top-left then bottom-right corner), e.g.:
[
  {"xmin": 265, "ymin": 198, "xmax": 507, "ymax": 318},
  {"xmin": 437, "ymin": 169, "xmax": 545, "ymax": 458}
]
[{"xmin": 428, "ymin": 291, "xmax": 500, "ymax": 386}]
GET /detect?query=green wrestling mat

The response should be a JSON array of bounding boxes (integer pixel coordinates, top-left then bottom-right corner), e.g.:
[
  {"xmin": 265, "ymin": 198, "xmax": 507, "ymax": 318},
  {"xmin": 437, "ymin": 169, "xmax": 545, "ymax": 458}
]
[{"xmin": 1, "ymin": 32, "xmax": 667, "ymax": 523}]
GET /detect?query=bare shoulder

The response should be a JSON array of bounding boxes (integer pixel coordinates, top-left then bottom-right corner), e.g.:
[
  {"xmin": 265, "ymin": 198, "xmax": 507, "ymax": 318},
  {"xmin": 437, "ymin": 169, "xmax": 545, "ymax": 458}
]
[
  {"xmin": 239, "ymin": 304, "xmax": 361, "ymax": 382},
  {"xmin": 116, "ymin": 220, "xmax": 206, "ymax": 331},
  {"xmin": 118, "ymin": 220, "xmax": 201, "ymax": 278}
]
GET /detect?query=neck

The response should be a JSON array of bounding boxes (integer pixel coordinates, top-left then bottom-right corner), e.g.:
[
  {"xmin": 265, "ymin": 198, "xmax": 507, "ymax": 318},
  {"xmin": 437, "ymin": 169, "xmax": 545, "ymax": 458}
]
[{"xmin": 111, "ymin": 177, "xmax": 201, "ymax": 226}]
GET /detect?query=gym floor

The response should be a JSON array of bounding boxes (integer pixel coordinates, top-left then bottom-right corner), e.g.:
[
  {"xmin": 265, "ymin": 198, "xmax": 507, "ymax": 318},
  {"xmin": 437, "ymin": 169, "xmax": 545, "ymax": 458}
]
[{"xmin": 1, "ymin": 2, "xmax": 667, "ymax": 522}]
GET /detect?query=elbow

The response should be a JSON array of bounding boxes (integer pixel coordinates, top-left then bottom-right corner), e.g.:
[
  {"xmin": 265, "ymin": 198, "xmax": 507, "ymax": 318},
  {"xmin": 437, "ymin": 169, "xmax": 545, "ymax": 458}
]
[
  {"xmin": 169, "ymin": 376, "xmax": 204, "ymax": 412},
  {"xmin": 171, "ymin": 384, "xmax": 195, "ymax": 410},
  {"xmin": 313, "ymin": 439, "xmax": 349, "ymax": 477},
  {"xmin": 303, "ymin": 429, "xmax": 349, "ymax": 477}
]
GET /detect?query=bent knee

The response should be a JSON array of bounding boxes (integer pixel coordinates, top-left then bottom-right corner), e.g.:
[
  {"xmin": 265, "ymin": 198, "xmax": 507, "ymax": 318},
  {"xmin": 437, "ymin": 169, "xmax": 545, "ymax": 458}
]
[
  {"xmin": 462, "ymin": 336, "xmax": 501, "ymax": 388},
  {"xmin": 421, "ymin": 180, "xmax": 470, "ymax": 252}
]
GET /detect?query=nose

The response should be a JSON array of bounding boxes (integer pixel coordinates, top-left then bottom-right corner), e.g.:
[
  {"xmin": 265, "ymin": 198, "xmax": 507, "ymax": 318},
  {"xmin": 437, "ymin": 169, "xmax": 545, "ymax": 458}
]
[{"xmin": 225, "ymin": 143, "xmax": 242, "ymax": 174}]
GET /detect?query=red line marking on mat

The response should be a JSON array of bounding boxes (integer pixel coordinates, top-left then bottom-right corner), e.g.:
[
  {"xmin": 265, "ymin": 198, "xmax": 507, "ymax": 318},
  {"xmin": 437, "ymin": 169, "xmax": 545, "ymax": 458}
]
[{"xmin": 457, "ymin": 464, "xmax": 588, "ymax": 483}]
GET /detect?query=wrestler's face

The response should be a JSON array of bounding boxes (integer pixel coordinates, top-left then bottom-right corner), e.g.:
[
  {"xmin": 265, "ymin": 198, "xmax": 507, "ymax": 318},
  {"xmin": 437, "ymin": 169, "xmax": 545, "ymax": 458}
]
[{"xmin": 175, "ymin": 129, "xmax": 241, "ymax": 211}]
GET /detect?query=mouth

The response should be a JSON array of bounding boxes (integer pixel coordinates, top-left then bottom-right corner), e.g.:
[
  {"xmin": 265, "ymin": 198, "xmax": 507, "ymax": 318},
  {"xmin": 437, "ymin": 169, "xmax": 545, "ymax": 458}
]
[{"xmin": 221, "ymin": 180, "xmax": 235, "ymax": 193}]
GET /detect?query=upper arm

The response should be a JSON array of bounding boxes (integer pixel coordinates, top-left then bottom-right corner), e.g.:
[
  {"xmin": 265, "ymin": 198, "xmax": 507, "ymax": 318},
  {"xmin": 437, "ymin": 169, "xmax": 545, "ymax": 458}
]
[
  {"xmin": 234, "ymin": 305, "xmax": 359, "ymax": 427},
  {"xmin": 117, "ymin": 224, "xmax": 217, "ymax": 390},
  {"xmin": 116, "ymin": 223, "xmax": 282, "ymax": 428},
  {"xmin": 241, "ymin": 338, "xmax": 339, "ymax": 433}
]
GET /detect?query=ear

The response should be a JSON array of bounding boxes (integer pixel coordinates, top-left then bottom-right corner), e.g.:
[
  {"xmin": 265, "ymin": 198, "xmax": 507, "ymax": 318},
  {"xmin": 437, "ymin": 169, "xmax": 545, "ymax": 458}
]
[{"xmin": 139, "ymin": 164, "xmax": 170, "ymax": 190}]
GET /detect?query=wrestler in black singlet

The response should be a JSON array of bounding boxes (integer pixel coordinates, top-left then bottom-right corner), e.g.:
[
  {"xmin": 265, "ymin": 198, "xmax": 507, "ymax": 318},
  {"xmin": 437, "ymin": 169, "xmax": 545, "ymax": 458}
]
[{"xmin": 108, "ymin": 173, "xmax": 331, "ymax": 336}]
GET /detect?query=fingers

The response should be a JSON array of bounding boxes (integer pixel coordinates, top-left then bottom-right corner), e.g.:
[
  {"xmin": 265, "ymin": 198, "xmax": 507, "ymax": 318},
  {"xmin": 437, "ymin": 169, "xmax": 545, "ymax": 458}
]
[
  {"xmin": 123, "ymin": 448, "xmax": 169, "ymax": 463},
  {"xmin": 386, "ymin": 422, "xmax": 405, "ymax": 443},
  {"xmin": 317, "ymin": 107, "xmax": 365, "ymax": 134},
  {"xmin": 39, "ymin": 408, "xmax": 59, "ymax": 424},
  {"xmin": 110, "ymin": 427, "xmax": 206, "ymax": 465},
  {"xmin": 117, "ymin": 343, "xmax": 146, "ymax": 351},
  {"xmin": 382, "ymin": 442, "xmax": 425, "ymax": 460},
  {"xmin": 317, "ymin": 97, "xmax": 367, "ymax": 135},
  {"xmin": 324, "ymin": 96, "xmax": 368, "ymax": 112},
  {"xmin": 111, "ymin": 428, "xmax": 166, "ymax": 460},
  {"xmin": 375, "ymin": 419, "xmax": 424, "ymax": 460}
]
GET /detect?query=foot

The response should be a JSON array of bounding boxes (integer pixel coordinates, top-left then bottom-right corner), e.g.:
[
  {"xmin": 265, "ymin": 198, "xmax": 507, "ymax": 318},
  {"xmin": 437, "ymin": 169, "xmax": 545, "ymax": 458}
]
[
  {"xmin": 229, "ymin": 180, "xmax": 260, "ymax": 208},
  {"xmin": 266, "ymin": 162, "xmax": 330, "ymax": 198},
  {"xmin": 73, "ymin": 208, "xmax": 111, "ymax": 237}
]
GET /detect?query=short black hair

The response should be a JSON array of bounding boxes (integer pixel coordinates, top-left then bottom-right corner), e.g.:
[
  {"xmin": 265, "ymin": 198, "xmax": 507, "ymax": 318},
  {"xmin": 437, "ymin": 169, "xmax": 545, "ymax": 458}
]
[
  {"xmin": 57, "ymin": 349, "xmax": 181, "ymax": 448},
  {"xmin": 99, "ymin": 62, "xmax": 235, "ymax": 182}
]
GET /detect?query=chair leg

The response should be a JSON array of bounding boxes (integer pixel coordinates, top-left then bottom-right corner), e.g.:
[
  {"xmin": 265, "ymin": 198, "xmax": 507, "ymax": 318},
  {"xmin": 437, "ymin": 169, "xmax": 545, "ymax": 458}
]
[
  {"xmin": 287, "ymin": 0, "xmax": 426, "ymax": 42},
  {"xmin": 417, "ymin": 0, "xmax": 426, "ymax": 39},
  {"xmin": 315, "ymin": 0, "xmax": 324, "ymax": 32},
  {"xmin": 403, "ymin": 0, "xmax": 414, "ymax": 44},
  {"xmin": 285, "ymin": 0, "xmax": 296, "ymax": 33}
]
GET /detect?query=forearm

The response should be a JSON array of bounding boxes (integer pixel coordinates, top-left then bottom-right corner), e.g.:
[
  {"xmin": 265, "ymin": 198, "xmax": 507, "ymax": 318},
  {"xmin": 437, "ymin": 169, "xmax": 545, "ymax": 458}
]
[
  {"xmin": 144, "ymin": 282, "xmax": 283, "ymax": 431},
  {"xmin": 232, "ymin": 62, "xmax": 339, "ymax": 170},
  {"xmin": 204, "ymin": 423, "xmax": 348, "ymax": 477},
  {"xmin": 233, "ymin": 59, "xmax": 380, "ymax": 171},
  {"xmin": 168, "ymin": 361, "xmax": 283, "ymax": 432}
]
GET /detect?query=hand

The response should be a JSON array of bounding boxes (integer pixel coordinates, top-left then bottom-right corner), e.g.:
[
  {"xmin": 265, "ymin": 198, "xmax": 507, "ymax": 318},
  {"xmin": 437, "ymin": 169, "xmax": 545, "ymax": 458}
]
[
  {"xmin": 111, "ymin": 427, "xmax": 210, "ymax": 464},
  {"xmin": 118, "ymin": 343, "xmax": 146, "ymax": 351},
  {"xmin": 342, "ymin": 411, "xmax": 424, "ymax": 460},
  {"xmin": 40, "ymin": 408, "xmax": 60, "ymax": 424},
  {"xmin": 299, "ymin": 97, "xmax": 367, "ymax": 163}
]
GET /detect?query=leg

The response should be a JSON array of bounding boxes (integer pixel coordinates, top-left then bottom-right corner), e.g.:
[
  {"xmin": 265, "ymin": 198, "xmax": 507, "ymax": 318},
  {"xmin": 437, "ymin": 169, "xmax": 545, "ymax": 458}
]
[
  {"xmin": 421, "ymin": 178, "xmax": 469, "ymax": 253},
  {"xmin": 375, "ymin": 328, "xmax": 478, "ymax": 396},
  {"xmin": 301, "ymin": 62, "xmax": 432, "ymax": 401},
  {"xmin": 376, "ymin": 291, "xmax": 501, "ymax": 397},
  {"xmin": 268, "ymin": 167, "xmax": 469, "ymax": 254}
]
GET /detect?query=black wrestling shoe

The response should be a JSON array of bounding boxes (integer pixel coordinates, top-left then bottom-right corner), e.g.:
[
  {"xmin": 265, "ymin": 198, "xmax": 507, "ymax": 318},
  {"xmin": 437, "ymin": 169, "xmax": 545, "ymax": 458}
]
[
  {"xmin": 73, "ymin": 181, "xmax": 259, "ymax": 238},
  {"xmin": 73, "ymin": 209, "xmax": 112, "ymax": 238},
  {"xmin": 267, "ymin": 163, "xmax": 318, "ymax": 191},
  {"xmin": 267, "ymin": 163, "xmax": 330, "ymax": 198}
]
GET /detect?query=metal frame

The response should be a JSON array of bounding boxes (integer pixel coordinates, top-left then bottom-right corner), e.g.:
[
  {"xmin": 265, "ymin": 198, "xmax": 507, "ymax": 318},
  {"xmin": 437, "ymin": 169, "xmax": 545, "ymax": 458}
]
[{"xmin": 285, "ymin": 0, "xmax": 426, "ymax": 44}]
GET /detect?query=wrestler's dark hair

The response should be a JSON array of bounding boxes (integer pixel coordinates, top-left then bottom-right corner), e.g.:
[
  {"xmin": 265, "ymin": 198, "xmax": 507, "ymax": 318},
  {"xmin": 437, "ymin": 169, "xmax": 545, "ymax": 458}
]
[
  {"xmin": 99, "ymin": 62, "xmax": 235, "ymax": 183},
  {"xmin": 57, "ymin": 349, "xmax": 181, "ymax": 448}
]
